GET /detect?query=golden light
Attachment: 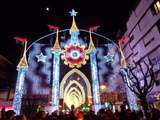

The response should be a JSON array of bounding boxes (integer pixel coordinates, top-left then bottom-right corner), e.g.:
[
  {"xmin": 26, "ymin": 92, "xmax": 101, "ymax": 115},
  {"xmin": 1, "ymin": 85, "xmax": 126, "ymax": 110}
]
[{"xmin": 100, "ymin": 83, "xmax": 107, "ymax": 91}]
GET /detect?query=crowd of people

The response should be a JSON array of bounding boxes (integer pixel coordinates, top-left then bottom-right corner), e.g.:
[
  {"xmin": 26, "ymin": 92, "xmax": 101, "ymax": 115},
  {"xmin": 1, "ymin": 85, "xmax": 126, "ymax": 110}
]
[{"xmin": 0, "ymin": 106, "xmax": 160, "ymax": 120}]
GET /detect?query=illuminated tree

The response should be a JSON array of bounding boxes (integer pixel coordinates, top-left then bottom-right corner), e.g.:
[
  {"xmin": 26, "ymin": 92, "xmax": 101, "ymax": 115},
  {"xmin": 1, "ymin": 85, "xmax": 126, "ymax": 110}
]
[{"xmin": 121, "ymin": 59, "xmax": 157, "ymax": 119}]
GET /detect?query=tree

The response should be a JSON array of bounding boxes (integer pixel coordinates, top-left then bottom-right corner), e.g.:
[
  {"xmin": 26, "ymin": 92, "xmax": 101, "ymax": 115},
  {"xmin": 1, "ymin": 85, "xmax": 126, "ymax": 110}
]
[{"xmin": 121, "ymin": 59, "xmax": 158, "ymax": 119}]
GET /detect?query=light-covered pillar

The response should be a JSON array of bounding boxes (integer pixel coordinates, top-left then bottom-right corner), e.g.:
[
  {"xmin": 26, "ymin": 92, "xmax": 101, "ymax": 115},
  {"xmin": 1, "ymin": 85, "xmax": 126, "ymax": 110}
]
[
  {"xmin": 51, "ymin": 29, "xmax": 61, "ymax": 109},
  {"xmin": 13, "ymin": 42, "xmax": 28, "ymax": 115},
  {"xmin": 88, "ymin": 30, "xmax": 101, "ymax": 113},
  {"xmin": 51, "ymin": 52, "xmax": 60, "ymax": 107},
  {"xmin": 119, "ymin": 44, "xmax": 138, "ymax": 111}
]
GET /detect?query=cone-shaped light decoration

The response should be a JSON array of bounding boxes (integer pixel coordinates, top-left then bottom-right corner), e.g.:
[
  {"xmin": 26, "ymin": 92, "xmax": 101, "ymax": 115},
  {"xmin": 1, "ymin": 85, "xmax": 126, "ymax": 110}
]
[
  {"xmin": 69, "ymin": 9, "xmax": 79, "ymax": 33},
  {"xmin": 17, "ymin": 42, "xmax": 28, "ymax": 68},
  {"xmin": 87, "ymin": 30, "xmax": 96, "ymax": 53},
  {"xmin": 52, "ymin": 29, "xmax": 61, "ymax": 51},
  {"xmin": 119, "ymin": 43, "xmax": 127, "ymax": 68}
]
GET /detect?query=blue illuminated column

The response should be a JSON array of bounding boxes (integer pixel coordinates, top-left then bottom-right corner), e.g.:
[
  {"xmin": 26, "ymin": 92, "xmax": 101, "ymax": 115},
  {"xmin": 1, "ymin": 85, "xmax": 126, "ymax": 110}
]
[
  {"xmin": 88, "ymin": 31, "xmax": 101, "ymax": 113},
  {"xmin": 90, "ymin": 52, "xmax": 101, "ymax": 113},
  {"xmin": 119, "ymin": 45, "xmax": 138, "ymax": 111},
  {"xmin": 120, "ymin": 68, "xmax": 138, "ymax": 111},
  {"xmin": 13, "ymin": 68, "xmax": 27, "ymax": 115},
  {"xmin": 13, "ymin": 42, "xmax": 28, "ymax": 115},
  {"xmin": 51, "ymin": 52, "xmax": 60, "ymax": 107},
  {"xmin": 51, "ymin": 29, "xmax": 61, "ymax": 109}
]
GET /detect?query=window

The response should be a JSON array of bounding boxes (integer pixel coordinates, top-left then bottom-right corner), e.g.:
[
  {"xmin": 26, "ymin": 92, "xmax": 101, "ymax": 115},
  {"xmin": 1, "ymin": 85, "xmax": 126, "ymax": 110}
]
[
  {"xmin": 151, "ymin": 0, "xmax": 160, "ymax": 15},
  {"xmin": 151, "ymin": 54, "xmax": 160, "ymax": 65},
  {"xmin": 129, "ymin": 35, "xmax": 134, "ymax": 42},
  {"xmin": 155, "ymin": 80, "xmax": 160, "ymax": 86},
  {"xmin": 157, "ymin": 20, "xmax": 160, "ymax": 32},
  {"xmin": 144, "ymin": 38, "xmax": 154, "ymax": 47},
  {"xmin": 133, "ymin": 51, "xmax": 138, "ymax": 57}
]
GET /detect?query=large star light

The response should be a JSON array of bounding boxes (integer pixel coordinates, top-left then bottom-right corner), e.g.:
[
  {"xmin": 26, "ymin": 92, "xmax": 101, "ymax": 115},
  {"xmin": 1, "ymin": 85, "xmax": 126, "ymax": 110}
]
[
  {"xmin": 104, "ymin": 53, "xmax": 114, "ymax": 62},
  {"xmin": 36, "ymin": 52, "xmax": 47, "ymax": 63},
  {"xmin": 69, "ymin": 9, "xmax": 78, "ymax": 16}
]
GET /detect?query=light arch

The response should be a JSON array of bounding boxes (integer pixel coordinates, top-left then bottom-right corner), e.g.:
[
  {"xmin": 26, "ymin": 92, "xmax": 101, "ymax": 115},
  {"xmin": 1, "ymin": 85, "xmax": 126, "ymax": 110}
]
[
  {"xmin": 60, "ymin": 68, "xmax": 92, "ymax": 98},
  {"xmin": 66, "ymin": 93, "xmax": 80, "ymax": 108},
  {"xmin": 63, "ymin": 80, "xmax": 85, "ymax": 103},
  {"xmin": 66, "ymin": 87, "xmax": 83, "ymax": 103}
]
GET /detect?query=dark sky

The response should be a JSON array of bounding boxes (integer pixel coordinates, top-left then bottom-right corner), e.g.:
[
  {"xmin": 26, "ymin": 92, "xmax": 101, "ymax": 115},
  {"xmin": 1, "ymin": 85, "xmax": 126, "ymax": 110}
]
[{"xmin": 0, "ymin": 0, "xmax": 139, "ymax": 65}]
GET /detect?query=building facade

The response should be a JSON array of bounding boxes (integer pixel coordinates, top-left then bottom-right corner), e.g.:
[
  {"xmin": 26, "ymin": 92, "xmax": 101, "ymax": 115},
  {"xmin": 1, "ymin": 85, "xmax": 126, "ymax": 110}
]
[{"xmin": 122, "ymin": 0, "xmax": 160, "ymax": 109}]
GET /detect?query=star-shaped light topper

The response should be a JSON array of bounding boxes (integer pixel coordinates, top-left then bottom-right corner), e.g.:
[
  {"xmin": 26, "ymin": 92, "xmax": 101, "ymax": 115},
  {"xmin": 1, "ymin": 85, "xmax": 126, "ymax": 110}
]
[
  {"xmin": 36, "ymin": 52, "xmax": 47, "ymax": 63},
  {"xmin": 69, "ymin": 9, "xmax": 78, "ymax": 16},
  {"xmin": 104, "ymin": 52, "xmax": 114, "ymax": 63}
]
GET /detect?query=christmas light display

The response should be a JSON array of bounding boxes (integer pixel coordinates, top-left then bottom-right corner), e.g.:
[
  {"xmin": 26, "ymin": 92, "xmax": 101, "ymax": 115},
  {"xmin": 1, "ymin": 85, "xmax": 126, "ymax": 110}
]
[{"xmin": 12, "ymin": 9, "xmax": 136, "ymax": 114}]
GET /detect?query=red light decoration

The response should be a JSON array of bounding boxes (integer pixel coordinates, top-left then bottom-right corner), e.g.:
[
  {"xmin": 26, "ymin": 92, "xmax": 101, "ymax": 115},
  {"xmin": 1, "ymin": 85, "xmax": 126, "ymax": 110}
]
[
  {"xmin": 89, "ymin": 25, "xmax": 100, "ymax": 31},
  {"xmin": 61, "ymin": 44, "xmax": 89, "ymax": 68},
  {"xmin": 48, "ymin": 24, "xmax": 59, "ymax": 30},
  {"xmin": 117, "ymin": 37, "xmax": 129, "ymax": 44},
  {"xmin": 14, "ymin": 36, "xmax": 28, "ymax": 42}
]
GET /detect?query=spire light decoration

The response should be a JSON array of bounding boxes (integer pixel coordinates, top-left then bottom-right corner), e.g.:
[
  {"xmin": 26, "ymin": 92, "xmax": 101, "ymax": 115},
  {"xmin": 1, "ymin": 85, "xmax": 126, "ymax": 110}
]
[
  {"xmin": 61, "ymin": 9, "xmax": 89, "ymax": 68},
  {"xmin": 88, "ymin": 30, "xmax": 101, "ymax": 113},
  {"xmin": 51, "ymin": 28, "xmax": 61, "ymax": 109},
  {"xmin": 13, "ymin": 37, "xmax": 28, "ymax": 115},
  {"xmin": 69, "ymin": 9, "xmax": 79, "ymax": 33},
  {"xmin": 118, "ymin": 37, "xmax": 138, "ymax": 111}
]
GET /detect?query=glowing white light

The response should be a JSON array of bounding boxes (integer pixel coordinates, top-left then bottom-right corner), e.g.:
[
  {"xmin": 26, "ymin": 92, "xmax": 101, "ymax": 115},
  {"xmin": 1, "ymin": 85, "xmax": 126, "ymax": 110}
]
[
  {"xmin": 112, "ymin": 105, "xmax": 115, "ymax": 113},
  {"xmin": 65, "ymin": 87, "xmax": 83, "ymax": 106},
  {"xmin": 46, "ymin": 7, "xmax": 50, "ymax": 11},
  {"xmin": 69, "ymin": 50, "xmax": 80, "ymax": 60},
  {"xmin": 69, "ymin": 9, "xmax": 78, "ymax": 16},
  {"xmin": 66, "ymin": 92, "xmax": 81, "ymax": 108}
]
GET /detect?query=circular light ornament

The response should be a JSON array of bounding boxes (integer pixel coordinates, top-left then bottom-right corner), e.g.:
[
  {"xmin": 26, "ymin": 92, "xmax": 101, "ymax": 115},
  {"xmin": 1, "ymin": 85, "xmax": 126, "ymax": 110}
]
[{"xmin": 61, "ymin": 44, "xmax": 89, "ymax": 68}]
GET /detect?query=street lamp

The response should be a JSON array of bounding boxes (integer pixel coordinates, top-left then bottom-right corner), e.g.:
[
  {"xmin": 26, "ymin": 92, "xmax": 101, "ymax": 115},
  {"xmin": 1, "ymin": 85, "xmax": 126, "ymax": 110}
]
[{"xmin": 100, "ymin": 83, "xmax": 107, "ymax": 92}]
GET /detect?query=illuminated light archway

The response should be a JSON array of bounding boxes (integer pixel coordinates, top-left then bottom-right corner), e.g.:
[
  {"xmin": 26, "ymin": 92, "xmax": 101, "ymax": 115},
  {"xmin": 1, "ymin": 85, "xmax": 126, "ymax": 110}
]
[
  {"xmin": 66, "ymin": 87, "xmax": 83, "ymax": 104},
  {"xmin": 66, "ymin": 92, "xmax": 82, "ymax": 108},
  {"xmin": 66, "ymin": 89, "xmax": 83, "ymax": 105},
  {"xmin": 67, "ymin": 91, "xmax": 81, "ymax": 102},
  {"xmin": 60, "ymin": 68, "xmax": 91, "ymax": 98},
  {"xmin": 63, "ymin": 80, "xmax": 85, "ymax": 104}
]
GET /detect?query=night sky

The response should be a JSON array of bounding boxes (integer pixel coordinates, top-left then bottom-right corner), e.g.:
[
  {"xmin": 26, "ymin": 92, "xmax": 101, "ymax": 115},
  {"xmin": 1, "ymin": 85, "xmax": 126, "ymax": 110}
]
[{"xmin": 0, "ymin": 0, "xmax": 139, "ymax": 65}]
